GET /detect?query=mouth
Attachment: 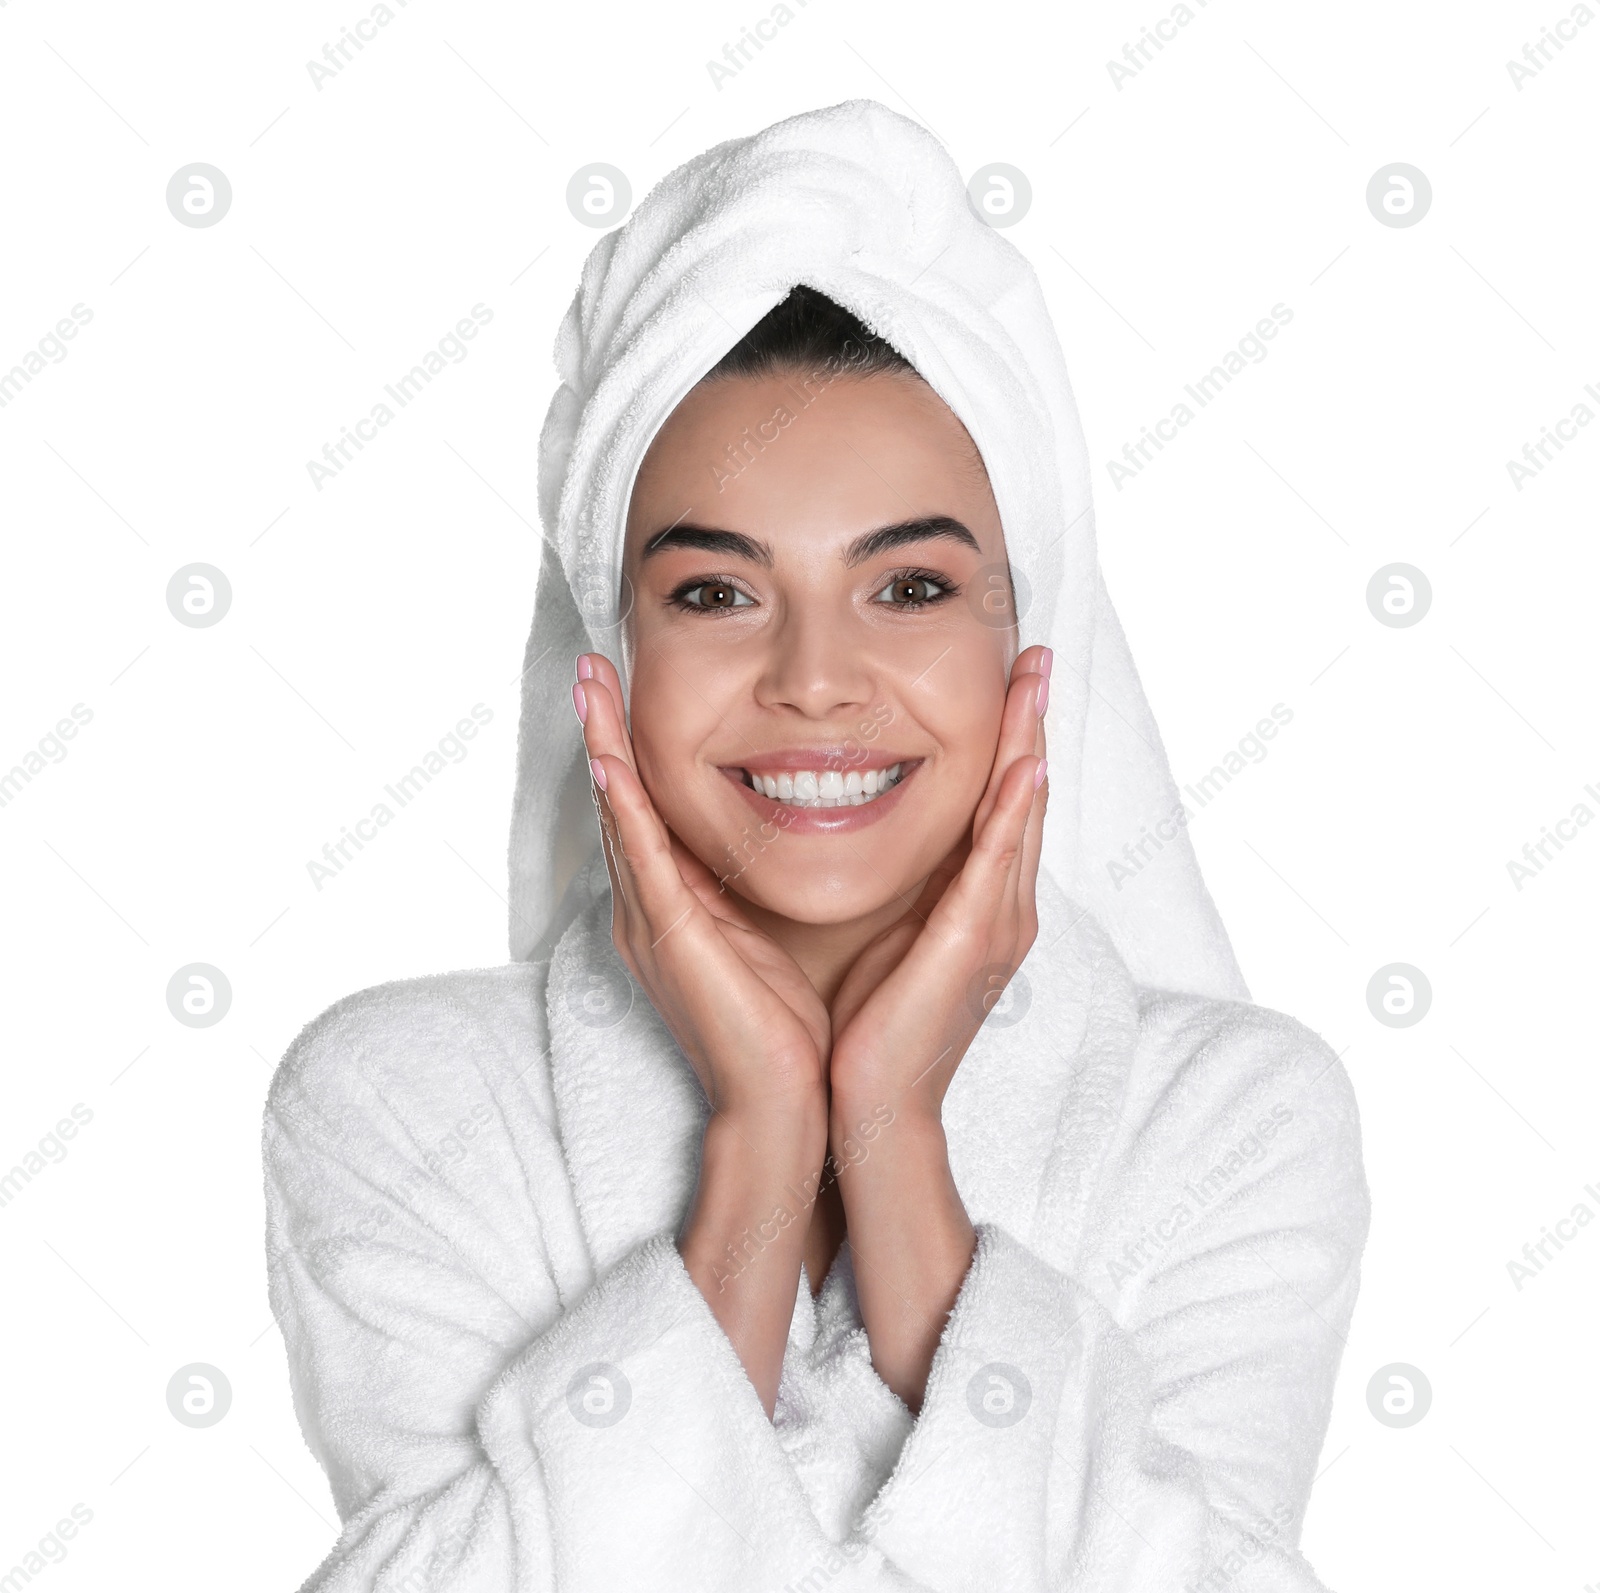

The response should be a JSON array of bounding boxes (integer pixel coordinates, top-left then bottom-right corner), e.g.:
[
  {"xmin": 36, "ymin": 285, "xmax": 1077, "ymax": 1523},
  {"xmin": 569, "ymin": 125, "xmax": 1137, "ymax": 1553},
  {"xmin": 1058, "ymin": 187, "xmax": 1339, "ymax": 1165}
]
[
  {"xmin": 735, "ymin": 761, "xmax": 909, "ymax": 808},
  {"xmin": 716, "ymin": 751, "xmax": 925, "ymax": 833}
]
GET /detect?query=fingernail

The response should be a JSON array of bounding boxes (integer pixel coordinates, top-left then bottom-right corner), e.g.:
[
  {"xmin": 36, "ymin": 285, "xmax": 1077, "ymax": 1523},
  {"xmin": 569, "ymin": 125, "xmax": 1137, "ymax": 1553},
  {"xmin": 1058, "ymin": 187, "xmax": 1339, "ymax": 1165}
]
[
  {"xmin": 1034, "ymin": 758, "xmax": 1048, "ymax": 790},
  {"xmin": 572, "ymin": 682, "xmax": 588, "ymax": 724},
  {"xmin": 576, "ymin": 654, "xmax": 594, "ymax": 681},
  {"xmin": 1036, "ymin": 675, "xmax": 1050, "ymax": 717},
  {"xmin": 590, "ymin": 758, "xmax": 607, "ymax": 791},
  {"xmin": 1040, "ymin": 647, "xmax": 1054, "ymax": 680}
]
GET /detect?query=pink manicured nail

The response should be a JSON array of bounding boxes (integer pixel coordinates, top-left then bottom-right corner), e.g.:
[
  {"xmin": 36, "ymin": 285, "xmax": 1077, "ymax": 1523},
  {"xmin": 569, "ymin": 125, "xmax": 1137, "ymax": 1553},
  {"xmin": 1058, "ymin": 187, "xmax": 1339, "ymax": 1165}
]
[
  {"xmin": 1040, "ymin": 647, "xmax": 1053, "ymax": 680},
  {"xmin": 572, "ymin": 682, "xmax": 588, "ymax": 724},
  {"xmin": 590, "ymin": 758, "xmax": 607, "ymax": 790},
  {"xmin": 1036, "ymin": 675, "xmax": 1050, "ymax": 717},
  {"xmin": 1034, "ymin": 758, "xmax": 1048, "ymax": 790},
  {"xmin": 576, "ymin": 655, "xmax": 594, "ymax": 681}
]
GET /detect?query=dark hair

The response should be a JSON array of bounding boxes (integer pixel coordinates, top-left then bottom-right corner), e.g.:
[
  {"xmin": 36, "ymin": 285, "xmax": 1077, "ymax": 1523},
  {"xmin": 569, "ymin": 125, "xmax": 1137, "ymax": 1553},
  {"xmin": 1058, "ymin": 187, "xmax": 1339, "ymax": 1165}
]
[{"xmin": 702, "ymin": 284, "xmax": 915, "ymax": 384}]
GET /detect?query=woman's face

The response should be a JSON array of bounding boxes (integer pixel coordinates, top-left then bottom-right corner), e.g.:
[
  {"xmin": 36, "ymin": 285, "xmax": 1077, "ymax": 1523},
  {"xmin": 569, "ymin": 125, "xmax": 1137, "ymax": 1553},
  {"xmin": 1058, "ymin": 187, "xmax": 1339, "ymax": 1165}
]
[{"xmin": 621, "ymin": 367, "xmax": 1016, "ymax": 926}]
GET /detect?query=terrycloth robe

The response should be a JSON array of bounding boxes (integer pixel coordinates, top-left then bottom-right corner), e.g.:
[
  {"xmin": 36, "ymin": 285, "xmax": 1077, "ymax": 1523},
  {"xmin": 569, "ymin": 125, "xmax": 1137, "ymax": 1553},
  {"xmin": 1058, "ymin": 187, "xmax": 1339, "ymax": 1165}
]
[{"xmin": 263, "ymin": 857, "xmax": 1369, "ymax": 1591}]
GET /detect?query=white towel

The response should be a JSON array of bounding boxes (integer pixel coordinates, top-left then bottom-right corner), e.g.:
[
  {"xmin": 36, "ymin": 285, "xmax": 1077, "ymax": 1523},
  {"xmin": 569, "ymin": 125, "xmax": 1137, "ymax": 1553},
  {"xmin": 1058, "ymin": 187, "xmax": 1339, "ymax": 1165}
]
[
  {"xmin": 508, "ymin": 96, "xmax": 1245, "ymax": 1002},
  {"xmin": 264, "ymin": 97, "xmax": 1370, "ymax": 1592}
]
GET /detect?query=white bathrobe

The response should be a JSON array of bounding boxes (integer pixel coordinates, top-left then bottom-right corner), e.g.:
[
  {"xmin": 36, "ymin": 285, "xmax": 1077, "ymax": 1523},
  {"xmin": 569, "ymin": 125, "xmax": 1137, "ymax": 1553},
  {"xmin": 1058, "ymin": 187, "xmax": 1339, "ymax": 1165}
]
[
  {"xmin": 263, "ymin": 97, "xmax": 1369, "ymax": 1592},
  {"xmin": 264, "ymin": 859, "xmax": 1368, "ymax": 1592}
]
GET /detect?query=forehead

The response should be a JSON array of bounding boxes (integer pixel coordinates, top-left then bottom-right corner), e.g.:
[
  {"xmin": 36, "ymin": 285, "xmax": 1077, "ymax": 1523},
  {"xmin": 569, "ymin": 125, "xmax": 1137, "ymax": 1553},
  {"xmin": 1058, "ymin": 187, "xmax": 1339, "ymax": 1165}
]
[{"xmin": 624, "ymin": 370, "xmax": 998, "ymax": 559}]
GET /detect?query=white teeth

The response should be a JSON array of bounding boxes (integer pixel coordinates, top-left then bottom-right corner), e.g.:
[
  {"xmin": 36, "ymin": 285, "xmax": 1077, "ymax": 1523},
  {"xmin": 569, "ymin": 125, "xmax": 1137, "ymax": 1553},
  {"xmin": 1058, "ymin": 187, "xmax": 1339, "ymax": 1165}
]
[{"xmin": 743, "ymin": 762, "xmax": 909, "ymax": 809}]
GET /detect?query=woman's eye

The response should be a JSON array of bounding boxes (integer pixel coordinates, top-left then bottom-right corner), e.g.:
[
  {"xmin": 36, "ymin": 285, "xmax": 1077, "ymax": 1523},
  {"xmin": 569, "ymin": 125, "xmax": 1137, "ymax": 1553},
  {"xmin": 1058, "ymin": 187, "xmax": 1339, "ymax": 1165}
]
[
  {"xmin": 676, "ymin": 581, "xmax": 753, "ymax": 611},
  {"xmin": 873, "ymin": 575, "xmax": 949, "ymax": 606}
]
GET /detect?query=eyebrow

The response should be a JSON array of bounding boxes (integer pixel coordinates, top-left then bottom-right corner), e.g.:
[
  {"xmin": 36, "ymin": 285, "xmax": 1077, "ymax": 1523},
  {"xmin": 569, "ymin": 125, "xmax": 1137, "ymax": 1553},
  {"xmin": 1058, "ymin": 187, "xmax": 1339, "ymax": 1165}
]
[{"xmin": 641, "ymin": 514, "xmax": 982, "ymax": 568}]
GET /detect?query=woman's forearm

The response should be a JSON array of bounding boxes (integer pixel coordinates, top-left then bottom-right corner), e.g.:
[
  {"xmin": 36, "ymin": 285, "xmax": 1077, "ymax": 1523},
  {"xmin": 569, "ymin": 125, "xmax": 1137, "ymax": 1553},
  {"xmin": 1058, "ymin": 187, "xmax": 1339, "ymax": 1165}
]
[
  {"xmin": 830, "ymin": 1097, "xmax": 975, "ymax": 1412},
  {"xmin": 677, "ymin": 1103, "xmax": 830, "ymax": 1418}
]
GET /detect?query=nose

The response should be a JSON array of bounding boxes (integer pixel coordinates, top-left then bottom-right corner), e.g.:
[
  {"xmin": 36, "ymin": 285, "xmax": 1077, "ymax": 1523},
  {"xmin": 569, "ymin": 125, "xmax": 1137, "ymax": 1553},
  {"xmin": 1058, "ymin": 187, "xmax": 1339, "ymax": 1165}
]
[{"xmin": 753, "ymin": 603, "xmax": 875, "ymax": 719}]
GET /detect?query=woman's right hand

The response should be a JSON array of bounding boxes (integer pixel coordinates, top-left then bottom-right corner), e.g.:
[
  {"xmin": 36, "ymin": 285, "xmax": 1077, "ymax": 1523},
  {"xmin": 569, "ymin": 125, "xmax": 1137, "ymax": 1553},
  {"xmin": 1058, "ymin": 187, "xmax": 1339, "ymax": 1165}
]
[{"xmin": 573, "ymin": 652, "xmax": 831, "ymax": 1128}]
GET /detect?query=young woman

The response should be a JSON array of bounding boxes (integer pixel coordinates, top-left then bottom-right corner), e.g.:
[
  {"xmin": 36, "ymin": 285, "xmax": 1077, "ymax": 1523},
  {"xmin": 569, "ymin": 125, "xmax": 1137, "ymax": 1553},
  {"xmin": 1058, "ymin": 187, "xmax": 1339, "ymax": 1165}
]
[{"xmin": 264, "ymin": 102, "xmax": 1369, "ymax": 1592}]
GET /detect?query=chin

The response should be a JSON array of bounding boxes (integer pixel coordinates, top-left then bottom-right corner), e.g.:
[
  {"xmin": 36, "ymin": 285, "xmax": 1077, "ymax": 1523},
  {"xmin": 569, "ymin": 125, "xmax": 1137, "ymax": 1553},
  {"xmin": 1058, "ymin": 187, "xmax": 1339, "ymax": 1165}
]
[{"xmin": 718, "ymin": 864, "xmax": 911, "ymax": 927}]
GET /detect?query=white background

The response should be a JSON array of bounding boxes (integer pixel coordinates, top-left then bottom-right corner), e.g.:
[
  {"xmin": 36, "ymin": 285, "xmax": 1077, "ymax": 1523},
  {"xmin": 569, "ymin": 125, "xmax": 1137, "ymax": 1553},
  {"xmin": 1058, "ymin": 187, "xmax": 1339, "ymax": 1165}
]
[{"xmin": 1, "ymin": 0, "xmax": 1596, "ymax": 1587}]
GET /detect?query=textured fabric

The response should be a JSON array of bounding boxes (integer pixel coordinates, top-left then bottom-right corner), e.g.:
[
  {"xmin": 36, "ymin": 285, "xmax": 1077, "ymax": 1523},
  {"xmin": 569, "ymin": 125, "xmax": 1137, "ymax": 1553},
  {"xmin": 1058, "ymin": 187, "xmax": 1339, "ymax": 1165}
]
[
  {"xmin": 507, "ymin": 95, "xmax": 1247, "ymax": 1001},
  {"xmin": 263, "ymin": 867, "xmax": 1369, "ymax": 1590}
]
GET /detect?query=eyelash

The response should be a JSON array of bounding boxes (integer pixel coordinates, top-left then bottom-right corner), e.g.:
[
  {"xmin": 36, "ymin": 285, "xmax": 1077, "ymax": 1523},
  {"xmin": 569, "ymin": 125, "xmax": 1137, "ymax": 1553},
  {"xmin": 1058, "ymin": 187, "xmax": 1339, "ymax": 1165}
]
[{"xmin": 665, "ymin": 567, "xmax": 961, "ymax": 616}]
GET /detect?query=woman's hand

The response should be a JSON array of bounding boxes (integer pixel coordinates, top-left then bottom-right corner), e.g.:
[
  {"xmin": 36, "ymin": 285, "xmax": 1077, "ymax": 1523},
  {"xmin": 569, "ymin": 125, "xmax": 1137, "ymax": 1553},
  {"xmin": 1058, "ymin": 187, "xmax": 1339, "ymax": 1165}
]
[
  {"xmin": 821, "ymin": 643, "xmax": 1050, "ymax": 1411},
  {"xmin": 574, "ymin": 652, "xmax": 832, "ymax": 1417},
  {"xmin": 828, "ymin": 643, "xmax": 1050, "ymax": 1115},
  {"xmin": 575, "ymin": 652, "xmax": 831, "ymax": 1121}
]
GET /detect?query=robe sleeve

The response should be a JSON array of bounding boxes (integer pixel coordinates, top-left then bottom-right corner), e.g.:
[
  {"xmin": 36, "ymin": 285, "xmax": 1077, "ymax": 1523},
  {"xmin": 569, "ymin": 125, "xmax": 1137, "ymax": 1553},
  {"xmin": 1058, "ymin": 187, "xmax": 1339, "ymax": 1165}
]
[
  {"xmin": 262, "ymin": 978, "xmax": 838, "ymax": 1592},
  {"xmin": 860, "ymin": 998, "xmax": 1371, "ymax": 1592}
]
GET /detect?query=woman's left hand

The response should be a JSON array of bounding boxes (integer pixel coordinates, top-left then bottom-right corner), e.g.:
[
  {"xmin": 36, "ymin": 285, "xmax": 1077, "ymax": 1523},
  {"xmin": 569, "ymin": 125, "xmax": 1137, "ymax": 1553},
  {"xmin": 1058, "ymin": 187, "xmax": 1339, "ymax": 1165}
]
[
  {"xmin": 828, "ymin": 643, "xmax": 1051, "ymax": 1121},
  {"xmin": 822, "ymin": 643, "xmax": 1049, "ymax": 1410}
]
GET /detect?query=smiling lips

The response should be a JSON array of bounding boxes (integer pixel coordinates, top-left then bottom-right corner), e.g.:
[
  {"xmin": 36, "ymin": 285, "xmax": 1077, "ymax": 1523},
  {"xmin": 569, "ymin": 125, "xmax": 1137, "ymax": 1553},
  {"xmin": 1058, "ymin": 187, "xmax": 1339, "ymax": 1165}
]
[{"xmin": 718, "ymin": 751, "xmax": 923, "ymax": 831}]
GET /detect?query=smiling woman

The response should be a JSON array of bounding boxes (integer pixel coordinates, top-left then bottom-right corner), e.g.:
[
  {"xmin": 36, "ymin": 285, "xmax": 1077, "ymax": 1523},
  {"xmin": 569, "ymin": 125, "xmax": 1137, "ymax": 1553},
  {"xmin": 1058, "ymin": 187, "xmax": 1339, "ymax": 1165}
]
[{"xmin": 264, "ymin": 98, "xmax": 1370, "ymax": 1593}]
